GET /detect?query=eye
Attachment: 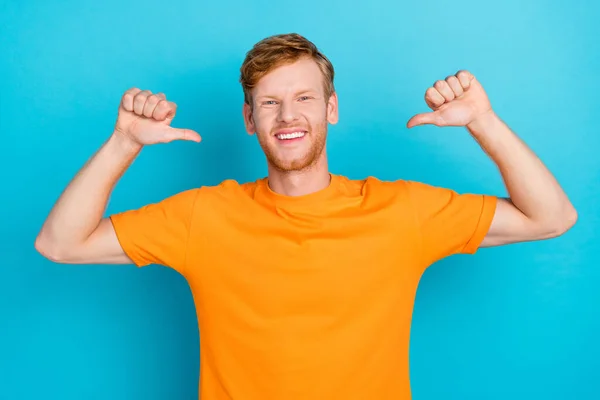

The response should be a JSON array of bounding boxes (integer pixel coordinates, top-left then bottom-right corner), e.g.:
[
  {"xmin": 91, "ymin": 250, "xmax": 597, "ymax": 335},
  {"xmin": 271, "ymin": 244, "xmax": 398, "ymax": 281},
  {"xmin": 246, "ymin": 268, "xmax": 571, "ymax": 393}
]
[
  {"xmin": 262, "ymin": 100, "xmax": 278, "ymax": 106},
  {"xmin": 298, "ymin": 96, "xmax": 312, "ymax": 102}
]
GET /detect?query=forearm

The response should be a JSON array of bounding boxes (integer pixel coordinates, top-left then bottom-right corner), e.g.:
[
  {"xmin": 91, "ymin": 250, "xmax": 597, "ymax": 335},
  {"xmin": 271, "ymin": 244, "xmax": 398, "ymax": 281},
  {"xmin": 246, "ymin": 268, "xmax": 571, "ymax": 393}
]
[
  {"xmin": 467, "ymin": 111, "xmax": 576, "ymax": 230},
  {"xmin": 36, "ymin": 132, "xmax": 141, "ymax": 254}
]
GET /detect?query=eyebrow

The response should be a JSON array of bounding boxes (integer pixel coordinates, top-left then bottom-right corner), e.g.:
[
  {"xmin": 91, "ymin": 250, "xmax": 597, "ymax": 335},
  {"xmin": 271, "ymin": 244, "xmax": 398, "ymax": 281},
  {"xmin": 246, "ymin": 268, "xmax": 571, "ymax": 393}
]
[{"xmin": 257, "ymin": 89, "xmax": 318, "ymax": 100}]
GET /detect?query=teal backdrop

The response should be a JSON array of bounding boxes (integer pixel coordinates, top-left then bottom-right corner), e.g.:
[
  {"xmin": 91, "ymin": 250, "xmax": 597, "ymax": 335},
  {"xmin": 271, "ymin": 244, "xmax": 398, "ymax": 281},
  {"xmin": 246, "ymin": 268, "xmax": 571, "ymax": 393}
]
[{"xmin": 1, "ymin": 0, "xmax": 598, "ymax": 398}]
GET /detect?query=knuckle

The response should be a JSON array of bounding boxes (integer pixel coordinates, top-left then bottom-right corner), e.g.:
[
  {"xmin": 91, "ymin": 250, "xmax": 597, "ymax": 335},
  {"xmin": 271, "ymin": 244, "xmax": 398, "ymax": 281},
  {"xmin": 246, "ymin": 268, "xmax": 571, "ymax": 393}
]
[
  {"xmin": 458, "ymin": 70, "xmax": 470, "ymax": 80},
  {"xmin": 125, "ymin": 87, "xmax": 139, "ymax": 95},
  {"xmin": 160, "ymin": 101, "xmax": 176, "ymax": 112},
  {"xmin": 133, "ymin": 94, "xmax": 146, "ymax": 105},
  {"xmin": 153, "ymin": 101, "xmax": 169, "ymax": 117},
  {"xmin": 147, "ymin": 94, "xmax": 160, "ymax": 104}
]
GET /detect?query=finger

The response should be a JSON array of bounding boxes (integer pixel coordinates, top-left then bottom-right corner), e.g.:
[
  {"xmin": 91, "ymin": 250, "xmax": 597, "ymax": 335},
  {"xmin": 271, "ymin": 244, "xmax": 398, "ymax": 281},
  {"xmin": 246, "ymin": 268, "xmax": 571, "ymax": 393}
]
[
  {"xmin": 164, "ymin": 127, "xmax": 202, "ymax": 143},
  {"xmin": 153, "ymin": 100, "xmax": 177, "ymax": 121},
  {"xmin": 445, "ymin": 76, "xmax": 463, "ymax": 97},
  {"xmin": 456, "ymin": 70, "xmax": 473, "ymax": 89},
  {"xmin": 143, "ymin": 94, "xmax": 162, "ymax": 118},
  {"xmin": 122, "ymin": 88, "xmax": 141, "ymax": 112},
  {"xmin": 434, "ymin": 80, "xmax": 454, "ymax": 102},
  {"xmin": 406, "ymin": 112, "xmax": 444, "ymax": 128},
  {"xmin": 425, "ymin": 87, "xmax": 446, "ymax": 109},
  {"xmin": 133, "ymin": 90, "xmax": 152, "ymax": 115}
]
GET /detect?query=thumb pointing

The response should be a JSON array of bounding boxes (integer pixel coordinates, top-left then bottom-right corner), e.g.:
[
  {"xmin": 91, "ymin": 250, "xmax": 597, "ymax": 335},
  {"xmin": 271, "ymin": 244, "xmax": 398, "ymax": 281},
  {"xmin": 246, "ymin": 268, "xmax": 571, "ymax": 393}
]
[
  {"xmin": 406, "ymin": 112, "xmax": 442, "ymax": 129},
  {"xmin": 165, "ymin": 127, "xmax": 202, "ymax": 143}
]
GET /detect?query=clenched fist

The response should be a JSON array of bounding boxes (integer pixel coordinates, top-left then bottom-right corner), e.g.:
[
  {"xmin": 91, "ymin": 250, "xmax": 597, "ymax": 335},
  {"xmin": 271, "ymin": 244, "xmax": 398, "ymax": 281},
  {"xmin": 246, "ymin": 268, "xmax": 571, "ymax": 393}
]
[
  {"xmin": 114, "ymin": 88, "xmax": 201, "ymax": 147},
  {"xmin": 406, "ymin": 70, "xmax": 493, "ymax": 129}
]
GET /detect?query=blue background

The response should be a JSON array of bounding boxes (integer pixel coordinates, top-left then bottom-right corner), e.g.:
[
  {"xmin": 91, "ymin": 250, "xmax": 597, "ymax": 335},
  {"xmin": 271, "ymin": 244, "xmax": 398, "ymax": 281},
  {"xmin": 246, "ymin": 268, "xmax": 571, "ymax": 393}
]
[{"xmin": 1, "ymin": 0, "xmax": 598, "ymax": 398}]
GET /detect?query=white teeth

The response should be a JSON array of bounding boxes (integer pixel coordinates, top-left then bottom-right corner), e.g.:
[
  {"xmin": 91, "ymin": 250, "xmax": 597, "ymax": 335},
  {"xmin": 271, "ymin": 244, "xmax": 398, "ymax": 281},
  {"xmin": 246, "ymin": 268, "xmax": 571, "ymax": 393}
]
[{"xmin": 276, "ymin": 131, "xmax": 306, "ymax": 140}]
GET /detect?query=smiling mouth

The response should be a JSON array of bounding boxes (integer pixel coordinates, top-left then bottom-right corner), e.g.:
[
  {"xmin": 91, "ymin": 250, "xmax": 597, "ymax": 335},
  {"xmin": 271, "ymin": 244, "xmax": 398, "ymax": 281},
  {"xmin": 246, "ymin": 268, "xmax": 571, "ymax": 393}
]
[{"xmin": 275, "ymin": 131, "xmax": 307, "ymax": 140}]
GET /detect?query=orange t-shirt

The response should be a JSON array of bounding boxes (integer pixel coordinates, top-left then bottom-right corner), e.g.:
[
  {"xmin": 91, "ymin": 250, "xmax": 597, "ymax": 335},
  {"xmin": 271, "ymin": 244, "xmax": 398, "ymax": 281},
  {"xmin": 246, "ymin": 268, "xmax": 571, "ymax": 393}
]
[{"xmin": 110, "ymin": 174, "xmax": 497, "ymax": 400}]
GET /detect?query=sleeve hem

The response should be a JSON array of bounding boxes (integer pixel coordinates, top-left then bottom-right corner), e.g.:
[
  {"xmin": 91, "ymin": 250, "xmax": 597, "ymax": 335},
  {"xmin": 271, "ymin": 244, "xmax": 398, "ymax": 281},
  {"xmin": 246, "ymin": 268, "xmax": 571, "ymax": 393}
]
[
  {"xmin": 181, "ymin": 188, "xmax": 201, "ymax": 277},
  {"xmin": 462, "ymin": 195, "xmax": 498, "ymax": 254},
  {"xmin": 403, "ymin": 180, "xmax": 426, "ymax": 271},
  {"xmin": 109, "ymin": 214, "xmax": 147, "ymax": 267}
]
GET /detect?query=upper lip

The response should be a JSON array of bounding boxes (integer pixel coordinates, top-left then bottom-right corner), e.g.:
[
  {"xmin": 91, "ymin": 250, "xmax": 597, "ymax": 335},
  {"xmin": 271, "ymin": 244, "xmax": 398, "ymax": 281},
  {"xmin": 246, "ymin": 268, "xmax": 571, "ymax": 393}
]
[{"xmin": 274, "ymin": 128, "xmax": 307, "ymax": 136}]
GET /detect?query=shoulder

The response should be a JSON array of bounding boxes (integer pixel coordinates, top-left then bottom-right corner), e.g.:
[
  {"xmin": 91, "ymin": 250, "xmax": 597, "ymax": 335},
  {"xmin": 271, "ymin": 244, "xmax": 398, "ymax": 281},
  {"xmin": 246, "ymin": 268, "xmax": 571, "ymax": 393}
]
[
  {"xmin": 191, "ymin": 178, "xmax": 263, "ymax": 210},
  {"xmin": 197, "ymin": 178, "xmax": 261, "ymax": 197},
  {"xmin": 335, "ymin": 174, "xmax": 413, "ymax": 199},
  {"xmin": 143, "ymin": 178, "xmax": 262, "ymax": 207},
  {"xmin": 333, "ymin": 174, "xmax": 474, "ymax": 209}
]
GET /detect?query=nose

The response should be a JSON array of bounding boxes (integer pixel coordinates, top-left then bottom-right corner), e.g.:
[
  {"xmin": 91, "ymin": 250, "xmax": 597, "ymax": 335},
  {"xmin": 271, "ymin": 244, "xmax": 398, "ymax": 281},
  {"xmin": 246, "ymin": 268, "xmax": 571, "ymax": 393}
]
[{"xmin": 277, "ymin": 100, "xmax": 299, "ymax": 123}]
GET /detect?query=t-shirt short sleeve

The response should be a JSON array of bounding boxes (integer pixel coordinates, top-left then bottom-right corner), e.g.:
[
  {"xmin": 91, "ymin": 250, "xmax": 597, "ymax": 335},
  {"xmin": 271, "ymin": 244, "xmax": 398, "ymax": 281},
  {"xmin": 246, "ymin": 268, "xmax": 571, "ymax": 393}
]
[
  {"xmin": 404, "ymin": 180, "xmax": 497, "ymax": 267},
  {"xmin": 109, "ymin": 188, "xmax": 200, "ymax": 273}
]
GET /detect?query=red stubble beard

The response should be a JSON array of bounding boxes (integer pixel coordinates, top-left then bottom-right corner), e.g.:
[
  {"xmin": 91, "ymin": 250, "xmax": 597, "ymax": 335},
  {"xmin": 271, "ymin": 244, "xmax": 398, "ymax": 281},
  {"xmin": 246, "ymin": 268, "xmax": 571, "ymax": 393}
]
[{"xmin": 257, "ymin": 120, "xmax": 328, "ymax": 173}]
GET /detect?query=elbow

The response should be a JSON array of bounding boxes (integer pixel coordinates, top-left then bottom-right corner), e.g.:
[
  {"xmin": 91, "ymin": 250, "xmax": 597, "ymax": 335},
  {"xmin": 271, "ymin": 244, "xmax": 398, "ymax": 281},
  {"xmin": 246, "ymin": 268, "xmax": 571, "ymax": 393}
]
[
  {"xmin": 35, "ymin": 234, "xmax": 68, "ymax": 263},
  {"xmin": 545, "ymin": 205, "xmax": 578, "ymax": 238},
  {"xmin": 560, "ymin": 206, "xmax": 578, "ymax": 234}
]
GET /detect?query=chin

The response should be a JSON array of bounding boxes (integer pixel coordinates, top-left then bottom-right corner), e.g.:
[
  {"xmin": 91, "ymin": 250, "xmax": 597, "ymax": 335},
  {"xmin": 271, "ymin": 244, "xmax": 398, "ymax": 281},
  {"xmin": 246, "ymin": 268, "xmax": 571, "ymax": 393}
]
[
  {"xmin": 260, "ymin": 131, "xmax": 327, "ymax": 172},
  {"xmin": 270, "ymin": 157, "xmax": 312, "ymax": 172}
]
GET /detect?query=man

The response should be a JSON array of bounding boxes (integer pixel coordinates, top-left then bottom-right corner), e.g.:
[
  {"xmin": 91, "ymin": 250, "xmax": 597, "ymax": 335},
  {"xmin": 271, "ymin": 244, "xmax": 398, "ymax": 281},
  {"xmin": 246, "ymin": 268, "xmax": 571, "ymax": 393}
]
[{"xmin": 35, "ymin": 33, "xmax": 577, "ymax": 399}]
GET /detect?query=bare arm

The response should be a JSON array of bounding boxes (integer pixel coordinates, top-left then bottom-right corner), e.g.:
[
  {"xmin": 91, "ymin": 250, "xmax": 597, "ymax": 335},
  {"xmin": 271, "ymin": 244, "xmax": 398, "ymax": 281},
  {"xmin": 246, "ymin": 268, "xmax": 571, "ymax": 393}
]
[
  {"xmin": 35, "ymin": 88, "xmax": 201, "ymax": 264},
  {"xmin": 407, "ymin": 70, "xmax": 577, "ymax": 247},
  {"xmin": 35, "ymin": 132, "xmax": 141, "ymax": 264},
  {"xmin": 467, "ymin": 112, "xmax": 577, "ymax": 246}
]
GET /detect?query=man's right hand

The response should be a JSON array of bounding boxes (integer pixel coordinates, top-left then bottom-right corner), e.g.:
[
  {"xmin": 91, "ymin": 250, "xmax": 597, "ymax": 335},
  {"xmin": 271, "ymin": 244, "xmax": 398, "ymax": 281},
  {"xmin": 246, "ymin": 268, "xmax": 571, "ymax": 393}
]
[
  {"xmin": 114, "ymin": 88, "xmax": 202, "ymax": 148},
  {"xmin": 35, "ymin": 88, "xmax": 201, "ymax": 264}
]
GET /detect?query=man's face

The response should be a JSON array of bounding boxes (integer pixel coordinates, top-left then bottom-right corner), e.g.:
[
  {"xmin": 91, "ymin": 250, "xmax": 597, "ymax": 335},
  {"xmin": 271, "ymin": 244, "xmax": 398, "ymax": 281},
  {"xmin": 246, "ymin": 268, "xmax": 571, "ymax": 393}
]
[{"xmin": 243, "ymin": 57, "xmax": 338, "ymax": 172}]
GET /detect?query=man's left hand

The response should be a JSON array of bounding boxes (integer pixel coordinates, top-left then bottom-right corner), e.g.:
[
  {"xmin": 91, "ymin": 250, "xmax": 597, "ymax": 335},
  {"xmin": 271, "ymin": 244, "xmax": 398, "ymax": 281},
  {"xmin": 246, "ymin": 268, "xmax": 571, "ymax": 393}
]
[{"xmin": 406, "ymin": 70, "xmax": 493, "ymax": 128}]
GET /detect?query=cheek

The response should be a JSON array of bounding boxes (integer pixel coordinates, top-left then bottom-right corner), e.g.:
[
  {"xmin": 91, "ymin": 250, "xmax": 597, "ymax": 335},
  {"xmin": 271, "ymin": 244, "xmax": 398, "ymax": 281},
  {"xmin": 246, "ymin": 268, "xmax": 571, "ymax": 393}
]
[
  {"xmin": 253, "ymin": 114, "xmax": 277, "ymax": 138},
  {"xmin": 308, "ymin": 103, "xmax": 328, "ymax": 119},
  {"xmin": 307, "ymin": 112, "xmax": 327, "ymax": 128},
  {"xmin": 251, "ymin": 113, "xmax": 270, "ymax": 132}
]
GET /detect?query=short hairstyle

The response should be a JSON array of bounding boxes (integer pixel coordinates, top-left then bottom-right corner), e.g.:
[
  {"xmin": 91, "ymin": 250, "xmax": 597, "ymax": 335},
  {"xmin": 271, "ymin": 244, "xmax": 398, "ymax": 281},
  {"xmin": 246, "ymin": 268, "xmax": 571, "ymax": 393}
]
[{"xmin": 239, "ymin": 33, "xmax": 335, "ymax": 107}]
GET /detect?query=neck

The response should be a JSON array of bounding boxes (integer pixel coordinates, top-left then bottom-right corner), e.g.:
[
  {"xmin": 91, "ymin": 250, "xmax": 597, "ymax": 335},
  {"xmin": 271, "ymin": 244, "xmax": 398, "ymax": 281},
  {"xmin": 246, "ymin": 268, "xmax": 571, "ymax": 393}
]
[{"xmin": 267, "ymin": 153, "xmax": 331, "ymax": 197}]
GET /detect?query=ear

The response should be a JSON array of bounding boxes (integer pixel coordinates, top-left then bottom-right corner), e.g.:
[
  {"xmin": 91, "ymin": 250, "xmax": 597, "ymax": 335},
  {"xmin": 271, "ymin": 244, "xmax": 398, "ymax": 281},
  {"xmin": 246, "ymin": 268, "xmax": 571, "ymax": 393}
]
[
  {"xmin": 326, "ymin": 92, "xmax": 339, "ymax": 125},
  {"xmin": 242, "ymin": 102, "xmax": 256, "ymax": 135}
]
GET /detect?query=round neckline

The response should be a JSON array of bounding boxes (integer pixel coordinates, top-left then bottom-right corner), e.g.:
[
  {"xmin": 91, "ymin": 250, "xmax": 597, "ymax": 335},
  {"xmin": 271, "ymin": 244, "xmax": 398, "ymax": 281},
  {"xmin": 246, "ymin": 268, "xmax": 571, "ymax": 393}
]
[{"xmin": 258, "ymin": 173, "xmax": 341, "ymax": 207}]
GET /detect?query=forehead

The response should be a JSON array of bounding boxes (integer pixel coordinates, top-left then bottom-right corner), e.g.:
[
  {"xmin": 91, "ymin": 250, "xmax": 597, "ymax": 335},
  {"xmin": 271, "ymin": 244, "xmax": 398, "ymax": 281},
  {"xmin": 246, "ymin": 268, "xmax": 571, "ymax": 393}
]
[{"xmin": 253, "ymin": 57, "xmax": 324, "ymax": 97}]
